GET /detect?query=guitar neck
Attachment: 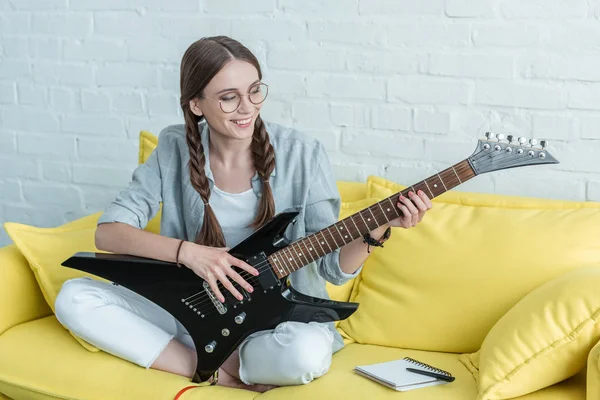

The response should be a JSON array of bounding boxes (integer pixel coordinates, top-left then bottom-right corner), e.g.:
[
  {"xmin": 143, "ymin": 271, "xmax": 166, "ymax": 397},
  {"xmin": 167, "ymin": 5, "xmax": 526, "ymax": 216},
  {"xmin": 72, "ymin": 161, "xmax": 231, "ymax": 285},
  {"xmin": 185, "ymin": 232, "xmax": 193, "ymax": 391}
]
[{"xmin": 269, "ymin": 159, "xmax": 476, "ymax": 279}]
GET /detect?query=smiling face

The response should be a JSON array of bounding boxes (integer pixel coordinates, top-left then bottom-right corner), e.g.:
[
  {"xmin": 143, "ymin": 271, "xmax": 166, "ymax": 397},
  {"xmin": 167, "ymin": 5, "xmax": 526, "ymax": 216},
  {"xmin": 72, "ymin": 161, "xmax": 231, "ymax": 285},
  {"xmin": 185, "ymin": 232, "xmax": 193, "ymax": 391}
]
[{"xmin": 189, "ymin": 58, "xmax": 264, "ymax": 141}]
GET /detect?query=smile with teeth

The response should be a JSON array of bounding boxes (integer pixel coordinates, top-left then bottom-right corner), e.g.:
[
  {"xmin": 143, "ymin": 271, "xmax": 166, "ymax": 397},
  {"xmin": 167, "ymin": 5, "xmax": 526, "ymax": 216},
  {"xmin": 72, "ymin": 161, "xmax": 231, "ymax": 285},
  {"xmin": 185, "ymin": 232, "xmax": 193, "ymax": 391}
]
[{"xmin": 231, "ymin": 117, "xmax": 252, "ymax": 125}]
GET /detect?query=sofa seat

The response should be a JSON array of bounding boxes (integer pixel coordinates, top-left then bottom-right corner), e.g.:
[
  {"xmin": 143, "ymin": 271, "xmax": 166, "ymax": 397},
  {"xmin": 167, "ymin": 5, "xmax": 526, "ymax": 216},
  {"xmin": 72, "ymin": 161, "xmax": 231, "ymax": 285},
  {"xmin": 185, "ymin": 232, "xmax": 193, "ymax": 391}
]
[{"xmin": 0, "ymin": 316, "xmax": 586, "ymax": 400}]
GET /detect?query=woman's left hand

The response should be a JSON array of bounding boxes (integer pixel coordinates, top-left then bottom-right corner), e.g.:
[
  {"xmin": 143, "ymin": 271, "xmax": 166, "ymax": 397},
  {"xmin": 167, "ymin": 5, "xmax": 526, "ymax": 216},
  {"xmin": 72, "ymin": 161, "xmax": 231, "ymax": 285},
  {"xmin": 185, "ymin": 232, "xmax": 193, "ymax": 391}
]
[{"xmin": 388, "ymin": 190, "xmax": 433, "ymax": 229}]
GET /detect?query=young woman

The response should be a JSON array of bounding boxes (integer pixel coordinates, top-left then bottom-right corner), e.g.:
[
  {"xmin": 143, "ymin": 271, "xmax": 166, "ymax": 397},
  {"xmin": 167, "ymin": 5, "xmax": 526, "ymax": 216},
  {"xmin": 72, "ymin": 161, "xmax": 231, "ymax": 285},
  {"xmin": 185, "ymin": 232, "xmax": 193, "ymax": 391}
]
[{"xmin": 54, "ymin": 36, "xmax": 432, "ymax": 392}]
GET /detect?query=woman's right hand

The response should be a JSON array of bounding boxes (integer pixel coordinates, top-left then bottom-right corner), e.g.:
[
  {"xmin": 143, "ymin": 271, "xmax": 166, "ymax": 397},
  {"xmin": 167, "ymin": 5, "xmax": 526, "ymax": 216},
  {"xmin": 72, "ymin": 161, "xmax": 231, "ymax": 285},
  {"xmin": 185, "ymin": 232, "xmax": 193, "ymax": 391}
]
[{"xmin": 179, "ymin": 241, "xmax": 259, "ymax": 303}]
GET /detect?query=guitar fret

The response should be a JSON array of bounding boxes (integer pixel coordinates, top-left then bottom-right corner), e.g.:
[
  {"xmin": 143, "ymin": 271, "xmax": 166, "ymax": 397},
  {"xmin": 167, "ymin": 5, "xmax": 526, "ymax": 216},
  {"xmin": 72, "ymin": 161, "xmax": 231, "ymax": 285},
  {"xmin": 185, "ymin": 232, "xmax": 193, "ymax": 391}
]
[
  {"xmin": 283, "ymin": 247, "xmax": 301, "ymax": 270},
  {"xmin": 451, "ymin": 165, "xmax": 462, "ymax": 183},
  {"xmin": 315, "ymin": 232, "xmax": 328, "ymax": 254},
  {"xmin": 328, "ymin": 225, "xmax": 345, "ymax": 246},
  {"xmin": 320, "ymin": 231, "xmax": 333, "ymax": 252},
  {"xmin": 340, "ymin": 219, "xmax": 356, "ymax": 241},
  {"xmin": 349, "ymin": 216, "xmax": 362, "ymax": 237},
  {"xmin": 271, "ymin": 254, "xmax": 286, "ymax": 275},
  {"xmin": 366, "ymin": 207, "xmax": 381, "ymax": 228},
  {"xmin": 305, "ymin": 237, "xmax": 320, "ymax": 260},
  {"xmin": 357, "ymin": 210, "xmax": 370, "ymax": 232},
  {"xmin": 386, "ymin": 197, "xmax": 400, "ymax": 218},
  {"xmin": 297, "ymin": 240, "xmax": 312, "ymax": 264},
  {"xmin": 423, "ymin": 179, "xmax": 435, "ymax": 198},
  {"xmin": 437, "ymin": 173, "xmax": 448, "ymax": 191},
  {"xmin": 335, "ymin": 222, "xmax": 349, "ymax": 244},
  {"xmin": 376, "ymin": 202, "xmax": 389, "ymax": 223}
]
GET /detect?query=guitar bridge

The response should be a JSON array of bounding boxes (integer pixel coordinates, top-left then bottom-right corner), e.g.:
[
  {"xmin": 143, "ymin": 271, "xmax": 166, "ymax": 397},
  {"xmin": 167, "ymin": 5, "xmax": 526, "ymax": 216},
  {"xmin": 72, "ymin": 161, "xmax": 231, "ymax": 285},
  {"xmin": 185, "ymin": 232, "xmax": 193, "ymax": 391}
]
[{"xmin": 203, "ymin": 281, "xmax": 227, "ymax": 315}]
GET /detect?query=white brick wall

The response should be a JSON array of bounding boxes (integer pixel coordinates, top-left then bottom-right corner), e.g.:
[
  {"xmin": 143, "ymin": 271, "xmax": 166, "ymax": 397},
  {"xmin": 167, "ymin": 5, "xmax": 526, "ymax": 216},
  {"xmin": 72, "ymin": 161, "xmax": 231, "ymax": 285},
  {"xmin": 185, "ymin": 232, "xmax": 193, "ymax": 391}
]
[{"xmin": 1, "ymin": 0, "xmax": 600, "ymax": 247}]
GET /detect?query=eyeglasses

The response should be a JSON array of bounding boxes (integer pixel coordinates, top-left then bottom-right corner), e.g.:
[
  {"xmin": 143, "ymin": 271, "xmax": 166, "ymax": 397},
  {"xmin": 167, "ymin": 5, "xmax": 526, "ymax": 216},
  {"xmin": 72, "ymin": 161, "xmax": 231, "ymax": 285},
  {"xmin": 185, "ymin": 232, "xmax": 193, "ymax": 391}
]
[{"xmin": 202, "ymin": 83, "xmax": 269, "ymax": 114}]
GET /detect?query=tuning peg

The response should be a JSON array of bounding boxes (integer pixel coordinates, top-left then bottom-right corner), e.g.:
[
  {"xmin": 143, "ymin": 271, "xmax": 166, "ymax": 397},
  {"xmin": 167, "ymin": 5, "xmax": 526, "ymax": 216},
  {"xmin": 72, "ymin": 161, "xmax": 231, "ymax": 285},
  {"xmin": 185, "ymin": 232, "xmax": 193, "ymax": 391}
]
[
  {"xmin": 540, "ymin": 140, "xmax": 547, "ymax": 149},
  {"xmin": 529, "ymin": 138, "xmax": 538, "ymax": 147},
  {"xmin": 496, "ymin": 133, "xmax": 505, "ymax": 141},
  {"xmin": 485, "ymin": 132, "xmax": 495, "ymax": 140},
  {"xmin": 518, "ymin": 137, "xmax": 527, "ymax": 145},
  {"xmin": 507, "ymin": 135, "xmax": 514, "ymax": 144}
]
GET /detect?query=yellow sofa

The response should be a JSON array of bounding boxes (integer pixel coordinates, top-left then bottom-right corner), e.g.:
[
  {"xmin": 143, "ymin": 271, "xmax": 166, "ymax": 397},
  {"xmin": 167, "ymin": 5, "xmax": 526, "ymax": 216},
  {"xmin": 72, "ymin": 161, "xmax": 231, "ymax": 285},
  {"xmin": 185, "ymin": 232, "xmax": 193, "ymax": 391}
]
[{"xmin": 1, "ymin": 131, "xmax": 600, "ymax": 400}]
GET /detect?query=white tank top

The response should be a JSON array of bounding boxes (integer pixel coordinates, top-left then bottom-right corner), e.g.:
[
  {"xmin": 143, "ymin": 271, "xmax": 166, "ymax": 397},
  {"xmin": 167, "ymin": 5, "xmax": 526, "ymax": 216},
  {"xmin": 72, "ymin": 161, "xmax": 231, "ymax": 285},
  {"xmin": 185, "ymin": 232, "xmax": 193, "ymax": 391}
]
[{"xmin": 209, "ymin": 185, "xmax": 259, "ymax": 248}]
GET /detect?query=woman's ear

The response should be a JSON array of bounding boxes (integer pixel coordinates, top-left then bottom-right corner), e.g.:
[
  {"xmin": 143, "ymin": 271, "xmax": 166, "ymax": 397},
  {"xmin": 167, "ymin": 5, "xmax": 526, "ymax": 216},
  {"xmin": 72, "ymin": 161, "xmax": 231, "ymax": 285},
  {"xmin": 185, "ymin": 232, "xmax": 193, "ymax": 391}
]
[{"xmin": 189, "ymin": 98, "xmax": 203, "ymax": 117}]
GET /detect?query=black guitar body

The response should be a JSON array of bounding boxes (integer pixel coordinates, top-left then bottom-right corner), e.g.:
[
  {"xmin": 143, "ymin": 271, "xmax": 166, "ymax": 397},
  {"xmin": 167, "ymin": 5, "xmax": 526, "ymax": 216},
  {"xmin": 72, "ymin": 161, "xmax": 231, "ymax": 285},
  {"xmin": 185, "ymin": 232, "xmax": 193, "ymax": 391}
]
[{"xmin": 62, "ymin": 211, "xmax": 359, "ymax": 382}]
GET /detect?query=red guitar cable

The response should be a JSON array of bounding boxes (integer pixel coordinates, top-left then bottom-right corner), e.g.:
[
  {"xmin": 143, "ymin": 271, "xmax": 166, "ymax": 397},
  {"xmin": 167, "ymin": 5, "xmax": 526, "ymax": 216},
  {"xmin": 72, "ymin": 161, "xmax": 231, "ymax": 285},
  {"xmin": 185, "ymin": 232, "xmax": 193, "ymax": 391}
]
[{"xmin": 173, "ymin": 385, "xmax": 201, "ymax": 400}]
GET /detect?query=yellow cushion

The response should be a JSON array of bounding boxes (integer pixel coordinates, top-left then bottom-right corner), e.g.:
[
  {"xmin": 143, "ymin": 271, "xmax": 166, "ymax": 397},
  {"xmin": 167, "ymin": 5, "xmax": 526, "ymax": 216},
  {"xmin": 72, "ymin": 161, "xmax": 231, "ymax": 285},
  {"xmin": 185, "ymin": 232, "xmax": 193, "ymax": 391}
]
[
  {"xmin": 0, "ymin": 316, "xmax": 255, "ymax": 400},
  {"xmin": 460, "ymin": 266, "xmax": 600, "ymax": 400},
  {"xmin": 338, "ymin": 176, "xmax": 600, "ymax": 353},
  {"xmin": 4, "ymin": 215, "xmax": 107, "ymax": 352},
  {"xmin": 139, "ymin": 129, "xmax": 158, "ymax": 164}
]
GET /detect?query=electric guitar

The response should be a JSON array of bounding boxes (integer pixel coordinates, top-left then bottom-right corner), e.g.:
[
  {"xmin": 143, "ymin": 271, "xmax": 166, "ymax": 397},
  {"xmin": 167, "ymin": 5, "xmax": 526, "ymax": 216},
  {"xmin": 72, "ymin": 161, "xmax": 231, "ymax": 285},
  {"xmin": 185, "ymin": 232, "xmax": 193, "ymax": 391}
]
[{"xmin": 62, "ymin": 133, "xmax": 558, "ymax": 382}]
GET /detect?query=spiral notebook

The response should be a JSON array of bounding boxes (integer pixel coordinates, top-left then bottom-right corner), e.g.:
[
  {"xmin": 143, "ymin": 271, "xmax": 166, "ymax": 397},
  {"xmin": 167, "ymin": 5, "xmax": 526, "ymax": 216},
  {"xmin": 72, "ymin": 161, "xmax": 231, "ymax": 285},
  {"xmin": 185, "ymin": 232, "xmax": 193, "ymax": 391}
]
[{"xmin": 354, "ymin": 357, "xmax": 454, "ymax": 392}]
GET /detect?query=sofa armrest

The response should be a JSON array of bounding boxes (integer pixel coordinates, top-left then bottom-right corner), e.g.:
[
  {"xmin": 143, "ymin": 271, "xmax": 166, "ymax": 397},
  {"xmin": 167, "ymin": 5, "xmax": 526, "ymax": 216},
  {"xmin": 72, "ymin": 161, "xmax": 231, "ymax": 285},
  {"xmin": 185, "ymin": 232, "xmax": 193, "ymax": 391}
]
[
  {"xmin": 588, "ymin": 339, "xmax": 600, "ymax": 399},
  {"xmin": 0, "ymin": 244, "xmax": 51, "ymax": 335}
]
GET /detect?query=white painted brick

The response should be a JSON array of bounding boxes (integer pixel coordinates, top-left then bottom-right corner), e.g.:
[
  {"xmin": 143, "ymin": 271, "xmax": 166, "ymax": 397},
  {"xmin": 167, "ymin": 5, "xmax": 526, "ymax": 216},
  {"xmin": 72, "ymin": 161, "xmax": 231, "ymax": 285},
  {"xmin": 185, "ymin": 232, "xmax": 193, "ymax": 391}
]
[
  {"xmin": 30, "ymin": 37, "xmax": 62, "ymax": 59},
  {"xmin": 346, "ymin": 50, "xmax": 420, "ymax": 74},
  {"xmin": 10, "ymin": 0, "xmax": 66, "ymax": 10},
  {"xmin": 0, "ymin": 83, "xmax": 15, "ymax": 104},
  {"xmin": 475, "ymin": 81, "xmax": 565, "ymax": 110},
  {"xmin": 0, "ymin": 180, "xmax": 21, "ymax": 202},
  {"xmin": 69, "ymin": 0, "xmax": 137, "ymax": 10},
  {"xmin": 1, "ymin": 0, "xmax": 10, "ymax": 10},
  {"xmin": 579, "ymin": 117, "xmax": 600, "ymax": 140},
  {"xmin": 389, "ymin": 23, "xmax": 470, "ymax": 47},
  {"xmin": 22, "ymin": 181, "xmax": 81, "ymax": 208},
  {"xmin": 280, "ymin": 0, "xmax": 358, "ymax": 14},
  {"xmin": 260, "ymin": 100, "xmax": 292, "ymax": 126},
  {"xmin": 159, "ymin": 17, "xmax": 231, "ymax": 39},
  {"xmin": 111, "ymin": 92, "xmax": 144, "ymax": 114},
  {"xmin": 73, "ymin": 164, "xmax": 133, "ymax": 187},
  {"xmin": 146, "ymin": 94, "xmax": 179, "ymax": 116},
  {"xmin": 77, "ymin": 138, "xmax": 137, "ymax": 162},
  {"xmin": 371, "ymin": 105, "xmax": 411, "ymax": 131},
  {"xmin": 0, "ymin": 131, "xmax": 16, "ymax": 154},
  {"xmin": 291, "ymin": 101, "xmax": 332, "ymax": 129},
  {"xmin": 127, "ymin": 38, "xmax": 187, "ymax": 63},
  {"xmin": 268, "ymin": 44, "xmax": 344, "ymax": 71},
  {"xmin": 423, "ymin": 138, "xmax": 475, "ymax": 164},
  {"xmin": 17, "ymin": 133, "xmax": 75, "ymax": 157},
  {"xmin": 414, "ymin": 109, "xmax": 451, "ymax": 134},
  {"xmin": 308, "ymin": 21, "xmax": 386, "ymax": 46},
  {"xmin": 567, "ymin": 83, "xmax": 600, "ymax": 110},
  {"xmin": 0, "ymin": 156, "xmax": 38, "ymax": 179},
  {"xmin": 0, "ymin": 60, "xmax": 31, "ymax": 80},
  {"xmin": 551, "ymin": 140, "xmax": 600, "ymax": 174},
  {"xmin": 81, "ymin": 186, "xmax": 121, "ymax": 211},
  {"xmin": 159, "ymin": 68, "xmax": 179, "ymax": 91},
  {"xmin": 17, "ymin": 84, "xmax": 46, "ymax": 106},
  {"xmin": 64, "ymin": 39, "xmax": 126, "ymax": 62},
  {"xmin": 588, "ymin": 181, "xmax": 600, "ymax": 201},
  {"xmin": 445, "ymin": 0, "xmax": 496, "ymax": 18},
  {"xmin": 232, "ymin": 19, "xmax": 306, "ymax": 42},
  {"xmin": 96, "ymin": 65, "xmax": 158, "ymax": 88},
  {"xmin": 0, "ymin": 12, "xmax": 30, "ymax": 34},
  {"xmin": 473, "ymin": 24, "xmax": 540, "ymax": 47},
  {"xmin": 360, "ymin": 0, "xmax": 443, "ymax": 15},
  {"xmin": 81, "ymin": 90, "xmax": 110, "ymax": 112},
  {"xmin": 33, "ymin": 62, "xmax": 93, "ymax": 86},
  {"xmin": 487, "ymin": 109, "xmax": 531, "ymax": 136},
  {"xmin": 126, "ymin": 116, "xmax": 181, "ymax": 139},
  {"xmin": 49, "ymin": 87, "xmax": 79, "ymax": 112},
  {"xmin": 41, "ymin": 161, "xmax": 71, "ymax": 183},
  {"xmin": 94, "ymin": 12, "xmax": 147, "ymax": 37},
  {"xmin": 300, "ymin": 129, "xmax": 339, "ymax": 152},
  {"xmin": 342, "ymin": 130, "xmax": 423, "ymax": 159},
  {"xmin": 532, "ymin": 115, "xmax": 575, "ymax": 141},
  {"xmin": 31, "ymin": 13, "xmax": 91, "ymax": 35},
  {"xmin": 330, "ymin": 104, "xmax": 369, "ymax": 128},
  {"xmin": 500, "ymin": 0, "xmax": 587, "ymax": 19},
  {"xmin": 1, "ymin": 106, "xmax": 59, "ymax": 132},
  {"xmin": 531, "ymin": 56, "xmax": 600, "ymax": 82},
  {"xmin": 62, "ymin": 115, "xmax": 124, "ymax": 136},
  {"xmin": 143, "ymin": 0, "xmax": 200, "ymax": 12},
  {"xmin": 0, "ymin": 36, "xmax": 29, "ymax": 57},
  {"xmin": 307, "ymin": 75, "xmax": 385, "ymax": 100},
  {"xmin": 429, "ymin": 54, "xmax": 514, "ymax": 79},
  {"xmin": 332, "ymin": 163, "xmax": 380, "ymax": 183},
  {"xmin": 263, "ymin": 71, "xmax": 305, "ymax": 98},
  {"xmin": 4, "ymin": 203, "xmax": 67, "ymax": 227},
  {"xmin": 205, "ymin": 0, "xmax": 275, "ymax": 15},
  {"xmin": 388, "ymin": 77, "xmax": 471, "ymax": 105}
]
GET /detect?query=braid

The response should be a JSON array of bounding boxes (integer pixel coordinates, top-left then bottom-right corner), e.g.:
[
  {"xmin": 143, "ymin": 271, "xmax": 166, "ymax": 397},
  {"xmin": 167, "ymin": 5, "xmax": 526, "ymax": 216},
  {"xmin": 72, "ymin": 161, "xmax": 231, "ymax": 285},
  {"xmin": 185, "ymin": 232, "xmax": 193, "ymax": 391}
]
[
  {"xmin": 183, "ymin": 106, "xmax": 226, "ymax": 247},
  {"xmin": 250, "ymin": 115, "xmax": 276, "ymax": 228}
]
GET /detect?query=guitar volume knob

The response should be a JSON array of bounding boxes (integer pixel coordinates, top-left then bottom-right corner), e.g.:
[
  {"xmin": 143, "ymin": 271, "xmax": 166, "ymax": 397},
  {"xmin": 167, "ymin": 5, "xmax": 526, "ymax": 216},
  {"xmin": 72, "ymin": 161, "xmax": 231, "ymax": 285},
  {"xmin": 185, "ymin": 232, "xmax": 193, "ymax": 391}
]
[
  {"xmin": 204, "ymin": 341, "xmax": 217, "ymax": 353},
  {"xmin": 235, "ymin": 312, "xmax": 247, "ymax": 324}
]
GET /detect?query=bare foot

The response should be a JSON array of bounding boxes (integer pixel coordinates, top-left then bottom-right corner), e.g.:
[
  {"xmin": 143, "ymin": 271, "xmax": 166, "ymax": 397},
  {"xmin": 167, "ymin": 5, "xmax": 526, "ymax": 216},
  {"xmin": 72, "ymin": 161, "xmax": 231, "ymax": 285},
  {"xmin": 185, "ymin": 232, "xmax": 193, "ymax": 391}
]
[{"xmin": 215, "ymin": 368, "xmax": 278, "ymax": 393}]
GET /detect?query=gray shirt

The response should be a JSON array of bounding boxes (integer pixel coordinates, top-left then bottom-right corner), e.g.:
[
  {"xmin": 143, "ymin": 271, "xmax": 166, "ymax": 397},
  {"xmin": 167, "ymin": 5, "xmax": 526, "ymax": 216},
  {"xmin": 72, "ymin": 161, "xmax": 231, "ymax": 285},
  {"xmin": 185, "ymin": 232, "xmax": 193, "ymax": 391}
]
[{"xmin": 97, "ymin": 121, "xmax": 361, "ymax": 353}]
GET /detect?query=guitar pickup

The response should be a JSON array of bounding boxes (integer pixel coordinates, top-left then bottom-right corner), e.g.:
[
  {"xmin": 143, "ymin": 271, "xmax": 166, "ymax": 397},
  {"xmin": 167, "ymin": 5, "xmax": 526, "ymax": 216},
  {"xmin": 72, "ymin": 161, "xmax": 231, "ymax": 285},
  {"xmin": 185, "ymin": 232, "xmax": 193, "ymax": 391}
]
[{"xmin": 223, "ymin": 281, "xmax": 251, "ymax": 306}]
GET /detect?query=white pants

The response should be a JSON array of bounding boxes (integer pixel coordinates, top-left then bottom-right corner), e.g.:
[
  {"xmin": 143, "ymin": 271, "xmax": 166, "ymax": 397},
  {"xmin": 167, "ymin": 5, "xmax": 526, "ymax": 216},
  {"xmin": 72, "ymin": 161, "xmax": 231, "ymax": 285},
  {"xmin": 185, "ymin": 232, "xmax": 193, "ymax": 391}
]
[{"xmin": 54, "ymin": 277, "xmax": 333, "ymax": 386}]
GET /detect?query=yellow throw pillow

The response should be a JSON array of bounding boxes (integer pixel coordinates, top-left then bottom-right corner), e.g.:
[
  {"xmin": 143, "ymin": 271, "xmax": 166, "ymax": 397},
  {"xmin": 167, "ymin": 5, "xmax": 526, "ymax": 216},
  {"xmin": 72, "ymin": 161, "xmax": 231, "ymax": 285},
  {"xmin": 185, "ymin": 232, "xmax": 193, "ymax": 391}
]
[
  {"xmin": 462, "ymin": 266, "xmax": 600, "ymax": 400},
  {"xmin": 139, "ymin": 129, "xmax": 158, "ymax": 164},
  {"xmin": 4, "ymin": 215, "xmax": 107, "ymax": 352}
]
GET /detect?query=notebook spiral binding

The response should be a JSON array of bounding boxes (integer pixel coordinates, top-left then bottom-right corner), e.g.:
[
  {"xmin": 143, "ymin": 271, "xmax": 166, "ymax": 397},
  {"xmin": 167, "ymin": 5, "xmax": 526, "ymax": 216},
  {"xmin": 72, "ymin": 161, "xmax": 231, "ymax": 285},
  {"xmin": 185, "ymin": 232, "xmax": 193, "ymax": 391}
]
[{"xmin": 403, "ymin": 357, "xmax": 453, "ymax": 377}]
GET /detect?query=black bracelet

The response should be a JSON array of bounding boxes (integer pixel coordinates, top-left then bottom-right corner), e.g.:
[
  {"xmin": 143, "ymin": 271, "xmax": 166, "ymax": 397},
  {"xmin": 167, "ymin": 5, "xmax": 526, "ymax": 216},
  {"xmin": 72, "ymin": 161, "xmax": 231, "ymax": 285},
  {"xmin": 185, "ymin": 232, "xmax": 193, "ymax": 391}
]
[{"xmin": 362, "ymin": 226, "xmax": 392, "ymax": 253}]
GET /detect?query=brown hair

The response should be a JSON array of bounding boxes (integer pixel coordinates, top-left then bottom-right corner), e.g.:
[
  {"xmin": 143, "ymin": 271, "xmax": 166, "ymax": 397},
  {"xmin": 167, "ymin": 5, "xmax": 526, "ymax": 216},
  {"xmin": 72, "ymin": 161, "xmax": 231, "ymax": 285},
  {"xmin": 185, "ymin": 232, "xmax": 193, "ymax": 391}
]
[{"xmin": 180, "ymin": 36, "xmax": 275, "ymax": 247}]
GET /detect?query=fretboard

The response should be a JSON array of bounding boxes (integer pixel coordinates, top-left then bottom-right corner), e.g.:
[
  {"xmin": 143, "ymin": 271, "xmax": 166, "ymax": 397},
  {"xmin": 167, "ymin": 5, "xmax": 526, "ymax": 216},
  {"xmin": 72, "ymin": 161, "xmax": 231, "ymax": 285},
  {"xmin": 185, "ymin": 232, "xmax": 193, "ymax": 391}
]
[{"xmin": 268, "ymin": 159, "xmax": 476, "ymax": 279}]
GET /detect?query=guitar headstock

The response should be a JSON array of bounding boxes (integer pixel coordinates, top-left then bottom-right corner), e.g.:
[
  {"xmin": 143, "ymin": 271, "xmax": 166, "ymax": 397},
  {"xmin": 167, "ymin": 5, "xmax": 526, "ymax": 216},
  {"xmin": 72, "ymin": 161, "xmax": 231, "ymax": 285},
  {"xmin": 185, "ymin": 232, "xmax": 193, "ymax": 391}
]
[{"xmin": 469, "ymin": 132, "xmax": 559, "ymax": 175}]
